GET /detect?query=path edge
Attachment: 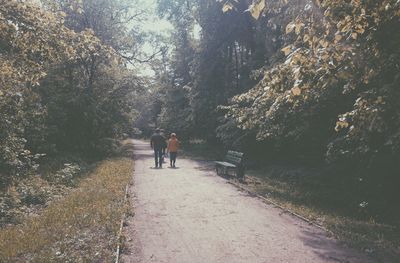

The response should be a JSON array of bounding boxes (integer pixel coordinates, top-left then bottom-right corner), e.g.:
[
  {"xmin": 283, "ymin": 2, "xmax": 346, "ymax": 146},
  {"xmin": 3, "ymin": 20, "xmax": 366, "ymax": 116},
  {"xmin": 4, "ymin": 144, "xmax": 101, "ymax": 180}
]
[
  {"xmin": 115, "ymin": 184, "xmax": 129, "ymax": 263},
  {"xmin": 227, "ymin": 180, "xmax": 334, "ymax": 235}
]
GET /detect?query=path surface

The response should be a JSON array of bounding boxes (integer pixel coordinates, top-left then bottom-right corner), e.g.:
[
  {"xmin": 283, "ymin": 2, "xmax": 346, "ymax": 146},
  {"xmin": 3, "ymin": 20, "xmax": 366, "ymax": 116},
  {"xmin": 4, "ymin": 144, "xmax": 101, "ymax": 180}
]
[{"xmin": 121, "ymin": 139, "xmax": 372, "ymax": 263}]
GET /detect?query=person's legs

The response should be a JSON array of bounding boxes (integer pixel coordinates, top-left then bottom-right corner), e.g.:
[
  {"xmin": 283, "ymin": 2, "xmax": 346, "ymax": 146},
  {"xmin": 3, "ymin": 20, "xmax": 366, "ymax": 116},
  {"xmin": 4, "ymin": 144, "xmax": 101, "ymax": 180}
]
[
  {"xmin": 162, "ymin": 148, "xmax": 166, "ymax": 163},
  {"xmin": 157, "ymin": 149, "xmax": 163, "ymax": 168},
  {"xmin": 154, "ymin": 149, "xmax": 159, "ymax": 167},
  {"xmin": 170, "ymin": 152, "xmax": 177, "ymax": 167}
]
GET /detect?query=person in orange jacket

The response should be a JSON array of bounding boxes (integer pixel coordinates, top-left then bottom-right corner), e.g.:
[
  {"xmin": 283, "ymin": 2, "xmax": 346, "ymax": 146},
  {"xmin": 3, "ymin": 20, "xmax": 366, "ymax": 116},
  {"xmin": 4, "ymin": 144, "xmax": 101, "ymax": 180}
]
[{"xmin": 167, "ymin": 133, "xmax": 180, "ymax": 168}]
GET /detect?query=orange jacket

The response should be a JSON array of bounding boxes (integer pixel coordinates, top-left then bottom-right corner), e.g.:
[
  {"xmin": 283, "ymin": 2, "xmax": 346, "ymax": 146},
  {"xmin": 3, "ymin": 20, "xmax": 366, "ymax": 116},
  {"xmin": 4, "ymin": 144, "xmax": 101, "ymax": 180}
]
[{"xmin": 167, "ymin": 138, "xmax": 179, "ymax": 153}]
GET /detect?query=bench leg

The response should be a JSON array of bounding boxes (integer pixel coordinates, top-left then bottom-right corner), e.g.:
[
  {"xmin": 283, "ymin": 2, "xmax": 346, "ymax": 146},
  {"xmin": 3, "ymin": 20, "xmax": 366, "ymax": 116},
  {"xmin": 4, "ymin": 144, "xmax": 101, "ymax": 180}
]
[
  {"xmin": 216, "ymin": 166, "xmax": 228, "ymax": 178},
  {"xmin": 216, "ymin": 166, "xmax": 223, "ymax": 176},
  {"xmin": 216, "ymin": 165, "xmax": 241, "ymax": 179},
  {"xmin": 237, "ymin": 167, "xmax": 245, "ymax": 181}
]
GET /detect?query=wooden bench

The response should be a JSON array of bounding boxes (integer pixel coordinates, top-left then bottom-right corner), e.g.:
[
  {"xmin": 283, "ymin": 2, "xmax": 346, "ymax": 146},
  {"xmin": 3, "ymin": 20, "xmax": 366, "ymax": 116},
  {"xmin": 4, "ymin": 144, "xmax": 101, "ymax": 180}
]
[{"xmin": 215, "ymin": 151, "xmax": 245, "ymax": 179}]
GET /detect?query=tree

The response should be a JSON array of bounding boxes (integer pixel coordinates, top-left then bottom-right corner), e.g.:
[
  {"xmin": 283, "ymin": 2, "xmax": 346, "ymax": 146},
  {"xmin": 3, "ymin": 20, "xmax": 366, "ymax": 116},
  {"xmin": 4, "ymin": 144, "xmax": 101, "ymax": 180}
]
[
  {"xmin": 155, "ymin": 0, "xmax": 265, "ymax": 141},
  {"xmin": 0, "ymin": 0, "xmax": 145, "ymax": 187},
  {"xmin": 0, "ymin": 0, "xmax": 109, "ymax": 185},
  {"xmin": 36, "ymin": 0, "xmax": 145, "ymax": 156},
  {"xmin": 221, "ymin": 0, "xmax": 400, "ymax": 211}
]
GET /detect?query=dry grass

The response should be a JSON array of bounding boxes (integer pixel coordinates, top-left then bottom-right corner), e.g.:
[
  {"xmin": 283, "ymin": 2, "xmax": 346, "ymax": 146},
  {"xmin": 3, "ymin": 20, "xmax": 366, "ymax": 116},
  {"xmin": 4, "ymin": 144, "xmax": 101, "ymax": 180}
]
[{"xmin": 0, "ymin": 157, "xmax": 133, "ymax": 262}]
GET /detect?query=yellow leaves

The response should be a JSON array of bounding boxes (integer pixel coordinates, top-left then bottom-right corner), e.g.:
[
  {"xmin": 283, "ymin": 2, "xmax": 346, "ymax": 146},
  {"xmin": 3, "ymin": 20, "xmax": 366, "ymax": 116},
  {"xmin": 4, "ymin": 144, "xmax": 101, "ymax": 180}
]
[
  {"xmin": 355, "ymin": 26, "xmax": 365, "ymax": 34},
  {"xmin": 324, "ymin": 8, "xmax": 331, "ymax": 17},
  {"xmin": 292, "ymin": 66, "xmax": 301, "ymax": 79},
  {"xmin": 225, "ymin": 0, "xmax": 400, "ymax": 145},
  {"xmin": 222, "ymin": 2, "xmax": 234, "ymax": 13},
  {"xmin": 0, "ymin": 0, "xmax": 116, "ymax": 88},
  {"xmin": 334, "ymin": 34, "xmax": 342, "ymax": 43},
  {"xmin": 351, "ymin": 0, "xmax": 361, "ymax": 8},
  {"xmin": 286, "ymin": 20, "xmax": 305, "ymax": 35},
  {"xmin": 295, "ymin": 22, "xmax": 305, "ymax": 34},
  {"xmin": 290, "ymin": 49, "xmax": 311, "ymax": 65},
  {"xmin": 58, "ymin": 11, "xmax": 67, "ymax": 18},
  {"xmin": 249, "ymin": 0, "xmax": 265, "ymax": 20},
  {"xmin": 319, "ymin": 53, "xmax": 330, "ymax": 62},
  {"xmin": 319, "ymin": 39, "xmax": 329, "ymax": 48},
  {"xmin": 375, "ymin": 96, "xmax": 385, "ymax": 105},
  {"xmin": 65, "ymin": 46, "xmax": 76, "ymax": 57},
  {"xmin": 281, "ymin": 45, "xmax": 292, "ymax": 56},
  {"xmin": 312, "ymin": 36, "xmax": 319, "ymax": 45},
  {"xmin": 286, "ymin": 22, "xmax": 295, "ymax": 34},
  {"xmin": 291, "ymin": 87, "xmax": 301, "ymax": 96},
  {"xmin": 335, "ymin": 121, "xmax": 349, "ymax": 132},
  {"xmin": 290, "ymin": 78, "xmax": 303, "ymax": 96}
]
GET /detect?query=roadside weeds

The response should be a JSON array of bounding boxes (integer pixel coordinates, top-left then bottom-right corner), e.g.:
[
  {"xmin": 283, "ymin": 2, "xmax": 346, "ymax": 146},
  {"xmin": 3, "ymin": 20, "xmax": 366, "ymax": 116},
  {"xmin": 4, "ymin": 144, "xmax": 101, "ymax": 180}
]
[{"xmin": 0, "ymin": 157, "xmax": 133, "ymax": 262}]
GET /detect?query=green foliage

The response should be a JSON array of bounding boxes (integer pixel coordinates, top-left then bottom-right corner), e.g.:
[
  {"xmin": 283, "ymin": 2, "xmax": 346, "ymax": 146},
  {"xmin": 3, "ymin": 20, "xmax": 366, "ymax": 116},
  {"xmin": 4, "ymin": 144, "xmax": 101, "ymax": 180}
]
[
  {"xmin": 0, "ymin": 0, "xmax": 83, "ymax": 186},
  {"xmin": 218, "ymin": 0, "xmax": 400, "ymax": 213},
  {"xmin": 221, "ymin": 0, "xmax": 400, "ymax": 164},
  {"xmin": 0, "ymin": 0, "xmax": 143, "ymax": 188},
  {"xmin": 224, "ymin": 0, "xmax": 400, "ymax": 148},
  {"xmin": 52, "ymin": 163, "xmax": 81, "ymax": 187}
]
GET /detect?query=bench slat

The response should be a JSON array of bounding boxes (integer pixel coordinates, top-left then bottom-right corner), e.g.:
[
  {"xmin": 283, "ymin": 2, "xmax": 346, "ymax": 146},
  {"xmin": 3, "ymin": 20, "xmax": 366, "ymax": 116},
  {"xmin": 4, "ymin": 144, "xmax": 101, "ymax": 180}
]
[
  {"xmin": 227, "ymin": 151, "xmax": 244, "ymax": 158},
  {"xmin": 215, "ymin": 161, "xmax": 236, "ymax": 168},
  {"xmin": 225, "ymin": 155, "xmax": 242, "ymax": 164}
]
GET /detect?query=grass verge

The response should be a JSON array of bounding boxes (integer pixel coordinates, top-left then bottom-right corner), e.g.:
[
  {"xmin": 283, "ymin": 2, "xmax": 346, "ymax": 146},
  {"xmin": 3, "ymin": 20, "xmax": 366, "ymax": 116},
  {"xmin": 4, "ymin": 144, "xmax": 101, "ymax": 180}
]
[{"xmin": 0, "ymin": 157, "xmax": 133, "ymax": 262}]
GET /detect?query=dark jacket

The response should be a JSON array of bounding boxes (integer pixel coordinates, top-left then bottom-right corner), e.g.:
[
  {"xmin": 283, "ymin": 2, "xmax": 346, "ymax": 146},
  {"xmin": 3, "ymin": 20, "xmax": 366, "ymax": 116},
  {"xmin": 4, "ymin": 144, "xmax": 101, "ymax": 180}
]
[{"xmin": 150, "ymin": 133, "xmax": 166, "ymax": 150}]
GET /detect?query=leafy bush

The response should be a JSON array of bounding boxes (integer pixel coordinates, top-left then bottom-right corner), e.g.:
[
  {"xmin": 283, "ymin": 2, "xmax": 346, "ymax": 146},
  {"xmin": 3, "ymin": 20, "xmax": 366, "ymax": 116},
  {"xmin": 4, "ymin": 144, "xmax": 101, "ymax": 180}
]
[
  {"xmin": 16, "ymin": 177, "xmax": 52, "ymax": 206},
  {"xmin": 94, "ymin": 138, "xmax": 122, "ymax": 157},
  {"xmin": 0, "ymin": 190, "xmax": 21, "ymax": 226},
  {"xmin": 52, "ymin": 163, "xmax": 81, "ymax": 187}
]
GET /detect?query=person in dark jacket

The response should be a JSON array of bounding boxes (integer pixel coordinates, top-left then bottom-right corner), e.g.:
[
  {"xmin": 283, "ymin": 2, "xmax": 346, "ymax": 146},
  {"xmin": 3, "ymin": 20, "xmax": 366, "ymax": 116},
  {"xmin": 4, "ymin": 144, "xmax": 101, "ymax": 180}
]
[
  {"xmin": 160, "ymin": 129, "xmax": 167, "ymax": 163},
  {"xmin": 150, "ymin": 128, "xmax": 166, "ymax": 168}
]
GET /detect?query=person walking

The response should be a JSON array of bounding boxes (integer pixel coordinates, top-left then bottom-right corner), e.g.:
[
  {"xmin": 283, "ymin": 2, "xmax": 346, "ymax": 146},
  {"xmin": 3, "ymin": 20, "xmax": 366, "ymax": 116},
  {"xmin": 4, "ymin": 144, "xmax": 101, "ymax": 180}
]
[
  {"xmin": 167, "ymin": 133, "xmax": 180, "ymax": 168},
  {"xmin": 150, "ymin": 128, "xmax": 166, "ymax": 168},
  {"xmin": 160, "ymin": 129, "xmax": 167, "ymax": 164}
]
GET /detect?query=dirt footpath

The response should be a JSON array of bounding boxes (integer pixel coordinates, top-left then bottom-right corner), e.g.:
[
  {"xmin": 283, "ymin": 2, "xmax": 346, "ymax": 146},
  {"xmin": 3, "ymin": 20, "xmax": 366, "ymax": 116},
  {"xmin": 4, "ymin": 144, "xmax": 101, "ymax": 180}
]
[{"xmin": 121, "ymin": 139, "xmax": 372, "ymax": 263}]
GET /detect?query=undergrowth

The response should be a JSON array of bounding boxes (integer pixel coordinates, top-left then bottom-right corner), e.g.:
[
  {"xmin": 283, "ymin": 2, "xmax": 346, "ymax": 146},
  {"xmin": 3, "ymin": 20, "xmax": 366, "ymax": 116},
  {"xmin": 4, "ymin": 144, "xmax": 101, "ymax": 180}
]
[{"xmin": 0, "ymin": 157, "xmax": 133, "ymax": 262}]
